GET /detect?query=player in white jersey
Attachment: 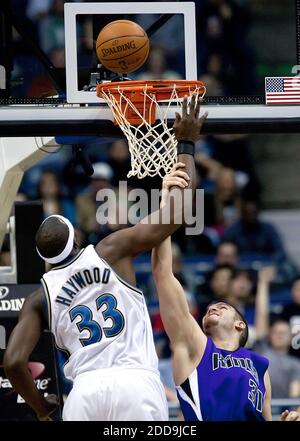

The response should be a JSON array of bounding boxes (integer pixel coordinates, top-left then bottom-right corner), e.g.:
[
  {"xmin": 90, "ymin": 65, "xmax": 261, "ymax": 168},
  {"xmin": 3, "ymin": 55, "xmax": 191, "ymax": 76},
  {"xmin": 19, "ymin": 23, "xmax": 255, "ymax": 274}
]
[{"xmin": 3, "ymin": 95, "xmax": 208, "ymax": 421}]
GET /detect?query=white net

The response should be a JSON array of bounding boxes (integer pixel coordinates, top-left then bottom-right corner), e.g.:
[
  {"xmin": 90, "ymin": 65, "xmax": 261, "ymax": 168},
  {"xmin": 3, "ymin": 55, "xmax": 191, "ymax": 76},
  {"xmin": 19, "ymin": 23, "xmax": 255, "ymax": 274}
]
[{"xmin": 100, "ymin": 82, "xmax": 205, "ymax": 178}]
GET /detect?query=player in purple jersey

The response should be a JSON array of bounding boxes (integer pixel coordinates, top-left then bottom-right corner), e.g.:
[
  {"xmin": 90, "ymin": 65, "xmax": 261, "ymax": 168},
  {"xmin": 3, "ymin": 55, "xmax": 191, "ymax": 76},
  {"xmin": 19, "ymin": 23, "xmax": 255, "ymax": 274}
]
[{"xmin": 152, "ymin": 169, "xmax": 300, "ymax": 421}]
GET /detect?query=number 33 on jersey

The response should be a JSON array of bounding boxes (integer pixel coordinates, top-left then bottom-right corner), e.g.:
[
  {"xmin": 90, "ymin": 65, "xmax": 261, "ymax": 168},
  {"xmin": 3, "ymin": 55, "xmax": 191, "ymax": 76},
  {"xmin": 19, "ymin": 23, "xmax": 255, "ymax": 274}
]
[{"xmin": 41, "ymin": 245, "xmax": 158, "ymax": 381}]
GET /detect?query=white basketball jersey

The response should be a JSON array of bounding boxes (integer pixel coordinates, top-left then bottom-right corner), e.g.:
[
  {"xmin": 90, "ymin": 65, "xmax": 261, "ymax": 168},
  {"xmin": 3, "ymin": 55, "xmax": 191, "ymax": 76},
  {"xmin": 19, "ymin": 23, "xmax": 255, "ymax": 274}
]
[{"xmin": 41, "ymin": 245, "xmax": 159, "ymax": 381}]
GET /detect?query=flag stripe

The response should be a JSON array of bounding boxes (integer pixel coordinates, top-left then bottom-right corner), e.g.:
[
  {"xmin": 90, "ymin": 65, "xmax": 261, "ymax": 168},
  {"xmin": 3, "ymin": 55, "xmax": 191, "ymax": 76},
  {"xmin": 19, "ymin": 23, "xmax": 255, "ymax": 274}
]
[
  {"xmin": 267, "ymin": 100, "xmax": 300, "ymax": 103},
  {"xmin": 267, "ymin": 99, "xmax": 300, "ymax": 101},
  {"xmin": 268, "ymin": 92, "xmax": 300, "ymax": 96},
  {"xmin": 266, "ymin": 77, "xmax": 300, "ymax": 104}
]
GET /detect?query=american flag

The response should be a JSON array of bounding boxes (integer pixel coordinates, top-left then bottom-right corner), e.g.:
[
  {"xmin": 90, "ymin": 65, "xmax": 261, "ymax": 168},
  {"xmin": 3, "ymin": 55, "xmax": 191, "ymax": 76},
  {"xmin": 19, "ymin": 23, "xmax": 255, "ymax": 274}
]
[{"xmin": 265, "ymin": 77, "xmax": 300, "ymax": 104}]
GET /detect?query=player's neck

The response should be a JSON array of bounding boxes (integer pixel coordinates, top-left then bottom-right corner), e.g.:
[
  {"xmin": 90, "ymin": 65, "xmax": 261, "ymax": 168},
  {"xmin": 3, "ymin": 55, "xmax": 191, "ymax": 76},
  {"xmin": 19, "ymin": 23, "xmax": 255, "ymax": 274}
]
[
  {"xmin": 211, "ymin": 335, "xmax": 239, "ymax": 352},
  {"xmin": 51, "ymin": 247, "xmax": 81, "ymax": 268}
]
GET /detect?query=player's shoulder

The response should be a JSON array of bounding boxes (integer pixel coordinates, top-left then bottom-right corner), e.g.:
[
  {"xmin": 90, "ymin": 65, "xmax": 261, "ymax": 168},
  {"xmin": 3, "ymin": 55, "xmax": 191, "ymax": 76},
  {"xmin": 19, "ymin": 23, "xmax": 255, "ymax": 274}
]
[
  {"xmin": 21, "ymin": 288, "xmax": 46, "ymax": 316},
  {"xmin": 244, "ymin": 346, "xmax": 269, "ymax": 370}
]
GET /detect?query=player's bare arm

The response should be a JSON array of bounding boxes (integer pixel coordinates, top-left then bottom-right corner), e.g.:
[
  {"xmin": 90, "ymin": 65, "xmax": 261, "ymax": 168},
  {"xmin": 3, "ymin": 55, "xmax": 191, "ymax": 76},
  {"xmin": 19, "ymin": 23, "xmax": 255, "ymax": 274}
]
[
  {"xmin": 151, "ymin": 168, "xmax": 207, "ymax": 386},
  {"xmin": 3, "ymin": 290, "xmax": 59, "ymax": 420},
  {"xmin": 262, "ymin": 370, "xmax": 272, "ymax": 421},
  {"xmin": 96, "ymin": 95, "xmax": 208, "ymax": 275}
]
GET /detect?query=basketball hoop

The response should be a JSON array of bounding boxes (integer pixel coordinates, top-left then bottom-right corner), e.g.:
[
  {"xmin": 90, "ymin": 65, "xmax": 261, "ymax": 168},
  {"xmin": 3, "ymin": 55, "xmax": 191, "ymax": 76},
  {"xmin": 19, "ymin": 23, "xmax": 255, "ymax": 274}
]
[{"xmin": 97, "ymin": 80, "xmax": 206, "ymax": 178}]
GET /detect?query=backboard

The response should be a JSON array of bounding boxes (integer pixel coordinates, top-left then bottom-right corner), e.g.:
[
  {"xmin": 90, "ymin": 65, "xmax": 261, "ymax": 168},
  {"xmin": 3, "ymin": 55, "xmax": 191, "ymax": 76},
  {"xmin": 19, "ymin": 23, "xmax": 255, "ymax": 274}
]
[{"xmin": 64, "ymin": 2, "xmax": 198, "ymax": 103}]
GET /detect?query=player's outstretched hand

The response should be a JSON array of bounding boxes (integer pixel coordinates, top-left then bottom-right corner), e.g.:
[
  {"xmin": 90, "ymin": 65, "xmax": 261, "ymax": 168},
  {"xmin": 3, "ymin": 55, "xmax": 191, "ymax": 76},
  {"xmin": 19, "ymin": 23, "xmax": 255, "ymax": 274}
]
[
  {"xmin": 160, "ymin": 162, "xmax": 189, "ymax": 208},
  {"xmin": 280, "ymin": 409, "xmax": 300, "ymax": 421},
  {"xmin": 37, "ymin": 394, "xmax": 59, "ymax": 421},
  {"xmin": 173, "ymin": 94, "xmax": 208, "ymax": 143},
  {"xmin": 163, "ymin": 162, "xmax": 190, "ymax": 191}
]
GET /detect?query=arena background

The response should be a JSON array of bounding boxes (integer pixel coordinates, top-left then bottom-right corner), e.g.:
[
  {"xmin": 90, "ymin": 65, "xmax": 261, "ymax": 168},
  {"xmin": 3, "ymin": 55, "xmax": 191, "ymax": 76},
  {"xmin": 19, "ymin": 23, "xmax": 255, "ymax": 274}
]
[{"xmin": 0, "ymin": 0, "xmax": 300, "ymax": 421}]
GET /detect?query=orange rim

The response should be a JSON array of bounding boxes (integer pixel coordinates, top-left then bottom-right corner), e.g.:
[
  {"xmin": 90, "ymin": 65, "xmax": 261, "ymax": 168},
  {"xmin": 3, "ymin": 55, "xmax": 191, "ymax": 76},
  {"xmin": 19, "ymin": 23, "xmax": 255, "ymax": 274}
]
[
  {"xmin": 96, "ymin": 80, "xmax": 206, "ymax": 125},
  {"xmin": 97, "ymin": 79, "xmax": 205, "ymax": 101}
]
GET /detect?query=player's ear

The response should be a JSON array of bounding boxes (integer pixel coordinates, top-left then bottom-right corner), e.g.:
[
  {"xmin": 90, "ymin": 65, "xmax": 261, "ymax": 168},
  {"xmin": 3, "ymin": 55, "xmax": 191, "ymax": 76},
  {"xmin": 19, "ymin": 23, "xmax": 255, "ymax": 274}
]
[{"xmin": 235, "ymin": 320, "xmax": 246, "ymax": 332}]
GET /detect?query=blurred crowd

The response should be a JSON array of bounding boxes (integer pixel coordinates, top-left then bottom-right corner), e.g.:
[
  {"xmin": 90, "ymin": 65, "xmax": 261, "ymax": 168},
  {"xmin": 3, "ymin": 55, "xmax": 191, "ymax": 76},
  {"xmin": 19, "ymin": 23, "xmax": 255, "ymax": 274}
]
[{"xmin": 2, "ymin": 0, "xmax": 300, "ymax": 407}]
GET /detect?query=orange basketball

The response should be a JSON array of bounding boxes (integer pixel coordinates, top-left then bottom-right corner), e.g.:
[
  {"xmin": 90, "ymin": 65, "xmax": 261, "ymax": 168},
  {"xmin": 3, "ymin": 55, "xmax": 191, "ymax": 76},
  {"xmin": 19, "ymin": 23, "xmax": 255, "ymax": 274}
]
[{"xmin": 96, "ymin": 20, "xmax": 149, "ymax": 74}]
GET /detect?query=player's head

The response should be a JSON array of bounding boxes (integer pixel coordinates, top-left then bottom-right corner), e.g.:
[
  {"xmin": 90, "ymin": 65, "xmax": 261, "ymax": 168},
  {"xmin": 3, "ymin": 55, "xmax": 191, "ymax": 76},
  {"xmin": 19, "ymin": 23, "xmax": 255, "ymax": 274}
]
[
  {"xmin": 202, "ymin": 301, "xmax": 249, "ymax": 348},
  {"xmin": 35, "ymin": 215, "xmax": 78, "ymax": 265}
]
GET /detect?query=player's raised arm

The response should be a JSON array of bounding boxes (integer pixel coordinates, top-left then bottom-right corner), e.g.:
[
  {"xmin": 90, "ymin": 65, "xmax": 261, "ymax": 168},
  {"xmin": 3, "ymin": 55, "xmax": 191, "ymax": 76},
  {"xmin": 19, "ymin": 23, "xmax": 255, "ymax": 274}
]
[
  {"xmin": 151, "ymin": 169, "xmax": 207, "ymax": 385},
  {"xmin": 97, "ymin": 95, "xmax": 208, "ymax": 265},
  {"xmin": 3, "ymin": 290, "xmax": 59, "ymax": 420}
]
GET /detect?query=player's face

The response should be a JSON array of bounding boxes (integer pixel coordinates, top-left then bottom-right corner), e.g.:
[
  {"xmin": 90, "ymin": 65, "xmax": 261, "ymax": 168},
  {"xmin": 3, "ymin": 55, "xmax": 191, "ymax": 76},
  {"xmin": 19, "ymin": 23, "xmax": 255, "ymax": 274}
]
[{"xmin": 202, "ymin": 302, "xmax": 236, "ymax": 333}]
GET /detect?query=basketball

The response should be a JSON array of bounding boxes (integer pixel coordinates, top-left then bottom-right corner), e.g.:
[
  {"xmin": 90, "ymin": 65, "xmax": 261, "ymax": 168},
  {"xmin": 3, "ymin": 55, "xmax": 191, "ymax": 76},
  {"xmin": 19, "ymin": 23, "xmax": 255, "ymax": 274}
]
[{"xmin": 96, "ymin": 20, "xmax": 149, "ymax": 74}]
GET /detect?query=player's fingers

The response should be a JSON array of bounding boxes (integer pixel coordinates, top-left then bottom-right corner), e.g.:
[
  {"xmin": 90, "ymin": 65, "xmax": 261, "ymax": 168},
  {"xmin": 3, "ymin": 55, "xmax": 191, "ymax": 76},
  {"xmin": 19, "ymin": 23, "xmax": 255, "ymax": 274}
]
[
  {"xmin": 188, "ymin": 93, "xmax": 196, "ymax": 115},
  {"xmin": 199, "ymin": 111, "xmax": 209, "ymax": 125},
  {"xmin": 285, "ymin": 412, "xmax": 293, "ymax": 421},
  {"xmin": 174, "ymin": 112, "xmax": 181, "ymax": 124},
  {"xmin": 181, "ymin": 96, "xmax": 188, "ymax": 117},
  {"xmin": 171, "ymin": 170, "xmax": 190, "ymax": 181},
  {"xmin": 174, "ymin": 162, "xmax": 186, "ymax": 170},
  {"xmin": 280, "ymin": 410, "xmax": 289, "ymax": 421},
  {"xmin": 164, "ymin": 181, "xmax": 185, "ymax": 190},
  {"xmin": 285, "ymin": 411, "xmax": 300, "ymax": 421},
  {"xmin": 170, "ymin": 177, "xmax": 189, "ymax": 187},
  {"xmin": 165, "ymin": 177, "xmax": 188, "ymax": 188},
  {"xmin": 194, "ymin": 97, "xmax": 202, "ymax": 119}
]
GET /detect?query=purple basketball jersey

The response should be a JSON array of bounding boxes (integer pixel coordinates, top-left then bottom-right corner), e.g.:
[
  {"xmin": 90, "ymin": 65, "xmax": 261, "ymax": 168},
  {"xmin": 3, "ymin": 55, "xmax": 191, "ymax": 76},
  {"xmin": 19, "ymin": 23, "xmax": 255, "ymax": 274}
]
[{"xmin": 177, "ymin": 337, "xmax": 269, "ymax": 421}]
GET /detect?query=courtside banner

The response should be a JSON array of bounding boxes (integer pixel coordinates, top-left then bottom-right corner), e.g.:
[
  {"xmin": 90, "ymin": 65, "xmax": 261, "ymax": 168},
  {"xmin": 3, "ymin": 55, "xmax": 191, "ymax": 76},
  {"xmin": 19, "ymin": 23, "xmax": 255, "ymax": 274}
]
[
  {"xmin": 0, "ymin": 284, "xmax": 38, "ymax": 317},
  {"xmin": 0, "ymin": 284, "xmax": 62, "ymax": 421}
]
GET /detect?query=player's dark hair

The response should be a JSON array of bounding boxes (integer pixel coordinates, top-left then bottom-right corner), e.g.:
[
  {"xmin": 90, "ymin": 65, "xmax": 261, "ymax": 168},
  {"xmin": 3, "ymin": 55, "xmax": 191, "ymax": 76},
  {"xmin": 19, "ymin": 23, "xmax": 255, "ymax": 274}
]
[
  {"xmin": 232, "ymin": 306, "xmax": 249, "ymax": 348},
  {"xmin": 35, "ymin": 217, "xmax": 70, "ymax": 259}
]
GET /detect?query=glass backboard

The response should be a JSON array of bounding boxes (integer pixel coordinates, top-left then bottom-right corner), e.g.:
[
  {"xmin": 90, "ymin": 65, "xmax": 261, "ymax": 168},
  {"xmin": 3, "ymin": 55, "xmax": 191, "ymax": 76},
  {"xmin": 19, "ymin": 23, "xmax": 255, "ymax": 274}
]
[{"xmin": 64, "ymin": 2, "xmax": 197, "ymax": 103}]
